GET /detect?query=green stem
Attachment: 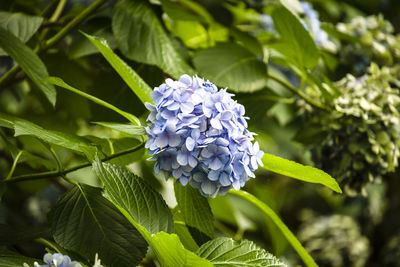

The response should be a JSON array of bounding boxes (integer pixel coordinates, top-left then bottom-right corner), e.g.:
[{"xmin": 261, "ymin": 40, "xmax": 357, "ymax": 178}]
[
  {"xmin": 268, "ymin": 73, "xmax": 330, "ymax": 111},
  {"xmin": 0, "ymin": 0, "xmax": 106, "ymax": 89},
  {"xmin": 4, "ymin": 151, "xmax": 23, "ymax": 181},
  {"xmin": 49, "ymin": 0, "xmax": 68, "ymax": 22},
  {"xmin": 4, "ymin": 143, "xmax": 145, "ymax": 184},
  {"xmin": 44, "ymin": 0, "xmax": 106, "ymax": 49},
  {"xmin": 228, "ymin": 190, "xmax": 318, "ymax": 267},
  {"xmin": 35, "ymin": 238, "xmax": 61, "ymax": 253}
]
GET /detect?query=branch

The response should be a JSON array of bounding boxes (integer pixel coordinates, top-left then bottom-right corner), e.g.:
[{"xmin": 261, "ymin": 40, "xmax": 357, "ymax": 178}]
[
  {"xmin": 0, "ymin": 0, "xmax": 106, "ymax": 89},
  {"xmin": 4, "ymin": 143, "xmax": 145, "ymax": 184},
  {"xmin": 267, "ymin": 73, "xmax": 330, "ymax": 111}
]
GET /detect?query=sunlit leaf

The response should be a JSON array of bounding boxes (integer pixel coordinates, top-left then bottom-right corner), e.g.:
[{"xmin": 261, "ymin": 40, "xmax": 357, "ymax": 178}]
[
  {"xmin": 197, "ymin": 237, "xmax": 286, "ymax": 266},
  {"xmin": 262, "ymin": 153, "xmax": 342, "ymax": 193}
]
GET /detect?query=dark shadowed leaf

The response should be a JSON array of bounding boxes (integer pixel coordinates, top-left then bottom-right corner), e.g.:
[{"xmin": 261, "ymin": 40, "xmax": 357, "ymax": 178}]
[
  {"xmin": 49, "ymin": 184, "xmax": 148, "ymax": 267},
  {"xmin": 0, "ymin": 27, "xmax": 56, "ymax": 106},
  {"xmin": 83, "ymin": 33, "xmax": 153, "ymax": 104},
  {"xmin": 112, "ymin": 0, "xmax": 195, "ymax": 79},
  {"xmin": 174, "ymin": 183, "xmax": 214, "ymax": 240},
  {"xmin": 92, "ymin": 157, "xmax": 212, "ymax": 266}
]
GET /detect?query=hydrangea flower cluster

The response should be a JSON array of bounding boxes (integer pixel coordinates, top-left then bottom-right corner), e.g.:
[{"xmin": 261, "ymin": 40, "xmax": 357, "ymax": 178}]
[
  {"xmin": 32, "ymin": 253, "xmax": 82, "ymax": 267},
  {"xmin": 145, "ymin": 75, "xmax": 264, "ymax": 197},
  {"xmin": 337, "ymin": 15, "xmax": 400, "ymax": 75},
  {"xmin": 298, "ymin": 211, "xmax": 370, "ymax": 267},
  {"xmin": 25, "ymin": 253, "xmax": 103, "ymax": 267},
  {"xmin": 305, "ymin": 64, "xmax": 400, "ymax": 194}
]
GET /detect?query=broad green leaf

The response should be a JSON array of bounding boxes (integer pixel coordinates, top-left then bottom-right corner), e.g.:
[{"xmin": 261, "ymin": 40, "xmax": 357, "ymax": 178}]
[
  {"xmin": 262, "ymin": 153, "xmax": 342, "ymax": 193},
  {"xmin": 271, "ymin": 6, "xmax": 319, "ymax": 70},
  {"xmin": 46, "ymin": 76, "xmax": 141, "ymax": 126},
  {"xmin": 174, "ymin": 211, "xmax": 200, "ymax": 251},
  {"xmin": 229, "ymin": 190, "xmax": 317, "ymax": 267},
  {"xmin": 0, "ymin": 112, "xmax": 96, "ymax": 158},
  {"xmin": 150, "ymin": 231, "xmax": 212, "ymax": 267},
  {"xmin": 112, "ymin": 0, "xmax": 195, "ymax": 79},
  {"xmin": 193, "ymin": 43, "xmax": 268, "ymax": 92},
  {"xmin": 92, "ymin": 157, "xmax": 212, "ymax": 266},
  {"xmin": 196, "ymin": 237, "xmax": 287, "ymax": 266},
  {"xmin": 83, "ymin": 33, "xmax": 153, "ymax": 104},
  {"xmin": 0, "ymin": 27, "xmax": 56, "ymax": 106},
  {"xmin": 0, "ymin": 254, "xmax": 39, "ymax": 267},
  {"xmin": 49, "ymin": 184, "xmax": 148, "ymax": 267},
  {"xmin": 174, "ymin": 183, "xmax": 214, "ymax": 240},
  {"xmin": 160, "ymin": 0, "xmax": 203, "ymax": 22},
  {"xmin": 14, "ymin": 120, "xmax": 96, "ymax": 159},
  {"xmin": 0, "ymin": 224, "xmax": 49, "ymax": 245},
  {"xmin": 0, "ymin": 11, "xmax": 43, "ymax": 56},
  {"xmin": 92, "ymin": 157, "xmax": 173, "ymax": 234},
  {"xmin": 92, "ymin": 122, "xmax": 146, "ymax": 136},
  {"xmin": 230, "ymin": 27, "xmax": 263, "ymax": 56}
]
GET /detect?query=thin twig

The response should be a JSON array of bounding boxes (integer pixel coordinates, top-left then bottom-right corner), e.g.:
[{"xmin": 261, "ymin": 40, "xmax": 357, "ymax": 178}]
[
  {"xmin": 4, "ymin": 143, "xmax": 145, "ymax": 184},
  {"xmin": 268, "ymin": 73, "xmax": 330, "ymax": 111},
  {"xmin": 0, "ymin": 0, "xmax": 106, "ymax": 89}
]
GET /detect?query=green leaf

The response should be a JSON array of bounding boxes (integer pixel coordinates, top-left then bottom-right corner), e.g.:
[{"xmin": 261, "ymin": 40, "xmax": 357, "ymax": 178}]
[
  {"xmin": 45, "ymin": 76, "xmax": 141, "ymax": 126},
  {"xmin": 174, "ymin": 212, "xmax": 200, "ymax": 252},
  {"xmin": 14, "ymin": 120, "xmax": 96, "ymax": 159},
  {"xmin": 112, "ymin": 0, "xmax": 195, "ymax": 79},
  {"xmin": 196, "ymin": 237, "xmax": 287, "ymax": 267},
  {"xmin": 82, "ymin": 32, "xmax": 153, "ymax": 104},
  {"xmin": 160, "ymin": 0, "xmax": 203, "ymax": 22},
  {"xmin": 0, "ymin": 27, "xmax": 56, "ymax": 106},
  {"xmin": 93, "ymin": 157, "xmax": 212, "ymax": 266},
  {"xmin": 92, "ymin": 122, "xmax": 146, "ymax": 136},
  {"xmin": 49, "ymin": 184, "xmax": 148, "ymax": 267},
  {"xmin": 193, "ymin": 42, "xmax": 268, "ymax": 92},
  {"xmin": 0, "ymin": 254, "xmax": 39, "ymax": 267},
  {"xmin": 262, "ymin": 153, "xmax": 342, "ymax": 193},
  {"xmin": 0, "ymin": 224, "xmax": 49, "ymax": 245},
  {"xmin": 92, "ymin": 157, "xmax": 173, "ymax": 234},
  {"xmin": 229, "ymin": 190, "xmax": 317, "ymax": 267},
  {"xmin": 174, "ymin": 183, "xmax": 214, "ymax": 240},
  {"xmin": 230, "ymin": 27, "xmax": 263, "ymax": 56},
  {"xmin": 0, "ymin": 112, "xmax": 96, "ymax": 158},
  {"xmin": 150, "ymin": 231, "xmax": 212, "ymax": 266},
  {"xmin": 0, "ymin": 11, "xmax": 43, "ymax": 56},
  {"xmin": 271, "ymin": 6, "xmax": 319, "ymax": 70}
]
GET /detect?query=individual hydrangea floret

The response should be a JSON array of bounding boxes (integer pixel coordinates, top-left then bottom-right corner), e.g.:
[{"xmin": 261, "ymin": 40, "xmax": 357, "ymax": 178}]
[
  {"xmin": 33, "ymin": 253, "xmax": 82, "ymax": 267},
  {"xmin": 145, "ymin": 75, "xmax": 264, "ymax": 197}
]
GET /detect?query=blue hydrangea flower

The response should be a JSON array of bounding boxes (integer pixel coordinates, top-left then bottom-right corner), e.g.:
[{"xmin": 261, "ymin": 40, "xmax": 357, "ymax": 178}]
[
  {"xmin": 300, "ymin": 2, "xmax": 329, "ymax": 47},
  {"xmin": 33, "ymin": 253, "xmax": 82, "ymax": 267},
  {"xmin": 145, "ymin": 75, "xmax": 264, "ymax": 197}
]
